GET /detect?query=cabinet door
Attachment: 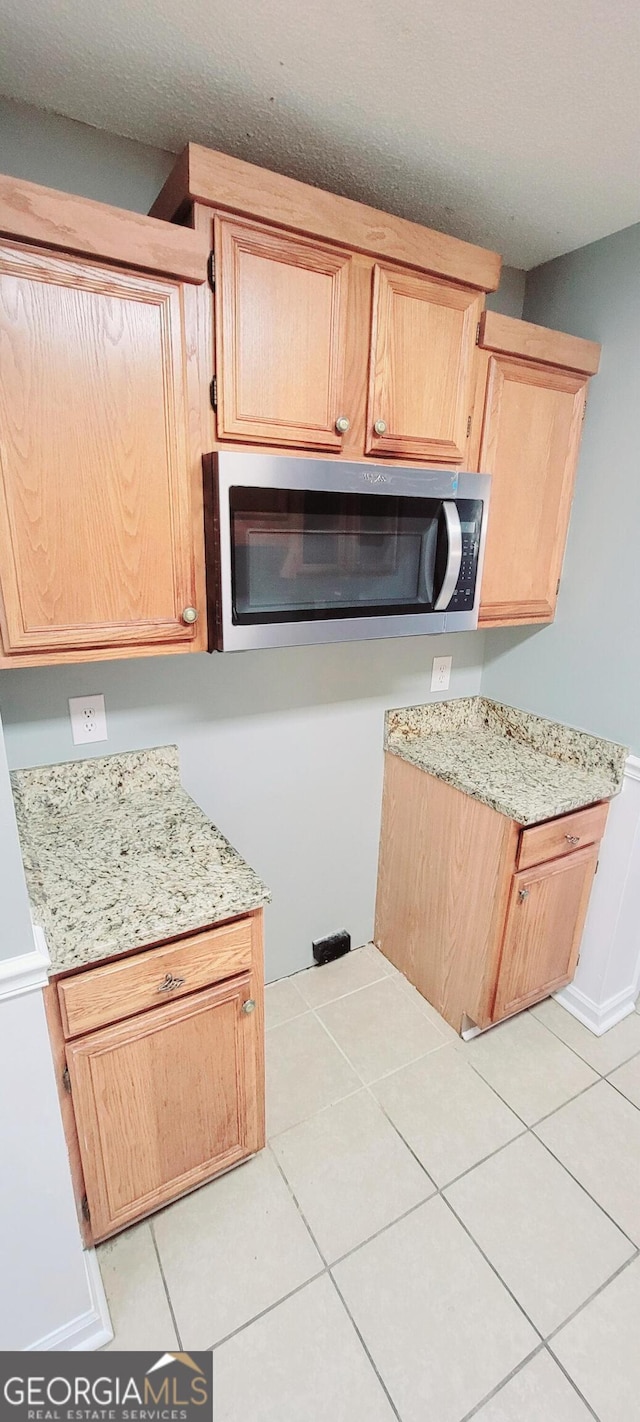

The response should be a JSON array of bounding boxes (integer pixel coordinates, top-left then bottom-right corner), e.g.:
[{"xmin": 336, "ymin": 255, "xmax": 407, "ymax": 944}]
[
  {"xmin": 66, "ymin": 976, "xmax": 261, "ymax": 1241},
  {"xmin": 366, "ymin": 265, "xmax": 482, "ymax": 462},
  {"xmin": 493, "ymin": 844, "xmax": 599, "ymax": 1022},
  {"xmin": 0, "ymin": 242, "xmax": 204, "ymax": 661},
  {"xmin": 477, "ymin": 353, "xmax": 587, "ymax": 624},
  {"xmin": 215, "ymin": 217, "xmax": 352, "ymax": 449}
]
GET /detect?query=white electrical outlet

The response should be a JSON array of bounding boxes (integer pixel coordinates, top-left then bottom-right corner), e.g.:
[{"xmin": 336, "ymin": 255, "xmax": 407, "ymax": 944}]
[
  {"xmin": 69, "ymin": 694, "xmax": 108, "ymax": 745},
  {"xmin": 431, "ymin": 655, "xmax": 452, "ymax": 693}
]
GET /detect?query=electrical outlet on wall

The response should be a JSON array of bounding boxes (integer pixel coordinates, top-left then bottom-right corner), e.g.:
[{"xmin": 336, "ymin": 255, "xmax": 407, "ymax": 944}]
[
  {"xmin": 431, "ymin": 655, "xmax": 452, "ymax": 693},
  {"xmin": 69, "ymin": 694, "xmax": 108, "ymax": 745}
]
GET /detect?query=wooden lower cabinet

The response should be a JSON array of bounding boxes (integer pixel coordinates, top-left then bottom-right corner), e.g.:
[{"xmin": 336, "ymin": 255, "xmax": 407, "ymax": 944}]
[
  {"xmin": 46, "ymin": 910, "xmax": 265, "ymax": 1243},
  {"xmin": 492, "ymin": 845, "xmax": 600, "ymax": 1021},
  {"xmin": 375, "ymin": 752, "xmax": 607, "ymax": 1034}
]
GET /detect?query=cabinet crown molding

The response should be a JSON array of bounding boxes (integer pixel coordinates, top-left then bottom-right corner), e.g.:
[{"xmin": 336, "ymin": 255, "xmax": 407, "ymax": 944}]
[
  {"xmin": 0, "ymin": 172, "xmax": 209, "ymax": 284},
  {"xmin": 149, "ymin": 142, "xmax": 502, "ymax": 293},
  {"xmin": 480, "ymin": 310, "xmax": 601, "ymax": 376}
]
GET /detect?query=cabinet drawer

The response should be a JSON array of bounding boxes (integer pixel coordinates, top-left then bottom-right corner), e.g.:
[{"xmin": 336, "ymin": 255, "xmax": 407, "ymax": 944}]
[
  {"xmin": 57, "ymin": 918, "xmax": 254, "ymax": 1038},
  {"xmin": 517, "ymin": 801, "xmax": 608, "ymax": 872}
]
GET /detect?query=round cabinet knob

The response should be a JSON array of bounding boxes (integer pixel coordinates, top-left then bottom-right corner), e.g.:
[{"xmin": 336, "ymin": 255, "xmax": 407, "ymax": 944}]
[
  {"xmin": 335, "ymin": 415, "xmax": 350, "ymax": 434},
  {"xmin": 182, "ymin": 606, "xmax": 199, "ymax": 625},
  {"xmin": 242, "ymin": 998, "xmax": 256, "ymax": 1015},
  {"xmin": 518, "ymin": 888, "xmax": 530, "ymax": 902},
  {"xmin": 373, "ymin": 419, "xmax": 387, "ymax": 436}
]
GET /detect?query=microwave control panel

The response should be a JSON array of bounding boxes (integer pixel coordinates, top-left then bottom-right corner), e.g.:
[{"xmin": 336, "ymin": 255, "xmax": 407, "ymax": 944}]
[{"xmin": 448, "ymin": 500, "xmax": 484, "ymax": 611}]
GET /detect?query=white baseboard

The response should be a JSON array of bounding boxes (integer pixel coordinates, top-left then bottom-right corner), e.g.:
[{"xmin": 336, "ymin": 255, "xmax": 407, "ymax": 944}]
[
  {"xmin": 0, "ymin": 925, "xmax": 50, "ymax": 1002},
  {"xmin": 25, "ymin": 1249, "xmax": 113, "ymax": 1352},
  {"xmin": 552, "ymin": 753, "xmax": 640, "ymax": 1036},
  {"xmin": 554, "ymin": 980, "xmax": 638, "ymax": 1036}
]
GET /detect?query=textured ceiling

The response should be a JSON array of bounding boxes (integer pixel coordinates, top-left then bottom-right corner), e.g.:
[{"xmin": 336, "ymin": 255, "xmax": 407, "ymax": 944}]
[{"xmin": 0, "ymin": 0, "xmax": 638, "ymax": 267}]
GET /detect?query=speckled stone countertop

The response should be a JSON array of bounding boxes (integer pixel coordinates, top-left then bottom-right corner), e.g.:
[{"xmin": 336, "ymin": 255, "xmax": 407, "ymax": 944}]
[
  {"xmin": 385, "ymin": 698, "xmax": 627, "ymax": 826},
  {"xmin": 11, "ymin": 746, "xmax": 270, "ymax": 974}
]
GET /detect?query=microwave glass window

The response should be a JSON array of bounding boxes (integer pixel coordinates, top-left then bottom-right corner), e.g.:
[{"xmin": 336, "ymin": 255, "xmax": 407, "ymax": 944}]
[{"xmin": 229, "ymin": 487, "xmax": 481, "ymax": 625}]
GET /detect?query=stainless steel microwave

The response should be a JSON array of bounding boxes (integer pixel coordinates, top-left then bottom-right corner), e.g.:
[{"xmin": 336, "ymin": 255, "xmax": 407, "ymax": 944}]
[{"xmin": 208, "ymin": 453, "xmax": 491, "ymax": 651}]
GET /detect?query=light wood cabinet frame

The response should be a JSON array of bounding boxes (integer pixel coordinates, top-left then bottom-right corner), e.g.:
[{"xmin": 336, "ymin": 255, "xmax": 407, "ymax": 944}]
[
  {"xmin": 214, "ymin": 217, "xmax": 352, "ymax": 449},
  {"xmin": 45, "ymin": 909, "xmax": 265, "ymax": 1244},
  {"xmin": 0, "ymin": 240, "xmax": 207, "ymax": 666},
  {"xmin": 366, "ymin": 265, "xmax": 483, "ymax": 462},
  {"xmin": 151, "ymin": 144, "xmax": 502, "ymax": 292},
  {"xmin": 375, "ymin": 752, "xmax": 607, "ymax": 1033}
]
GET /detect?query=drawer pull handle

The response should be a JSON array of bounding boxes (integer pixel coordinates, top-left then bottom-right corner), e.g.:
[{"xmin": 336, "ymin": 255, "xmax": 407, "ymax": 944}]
[
  {"xmin": 242, "ymin": 998, "xmax": 256, "ymax": 1015},
  {"xmin": 157, "ymin": 972, "xmax": 186, "ymax": 993},
  {"xmin": 518, "ymin": 888, "xmax": 530, "ymax": 902},
  {"xmin": 565, "ymin": 834, "xmax": 581, "ymax": 845}
]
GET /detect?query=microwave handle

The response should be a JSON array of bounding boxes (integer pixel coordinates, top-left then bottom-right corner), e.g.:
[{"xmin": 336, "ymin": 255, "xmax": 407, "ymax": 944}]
[{"xmin": 434, "ymin": 502, "xmax": 463, "ymax": 610}]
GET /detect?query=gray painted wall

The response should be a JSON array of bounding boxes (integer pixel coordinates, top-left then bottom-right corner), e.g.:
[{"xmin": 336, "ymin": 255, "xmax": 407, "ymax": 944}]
[
  {"xmin": 482, "ymin": 222, "xmax": 640, "ymax": 755},
  {"xmin": 0, "ymin": 639, "xmax": 484, "ymax": 980},
  {"xmin": 485, "ymin": 263, "xmax": 526, "ymax": 318},
  {"xmin": 0, "ymin": 96, "xmax": 173, "ymax": 212}
]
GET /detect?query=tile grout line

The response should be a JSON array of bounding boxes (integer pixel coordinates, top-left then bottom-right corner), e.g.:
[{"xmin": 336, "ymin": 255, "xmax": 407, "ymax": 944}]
[
  {"xmin": 308, "ymin": 984, "xmax": 455, "ymax": 1089},
  {"xmin": 457, "ymin": 1341, "xmax": 548, "ymax": 1422},
  {"xmin": 149, "ymin": 1220, "xmax": 184, "ymax": 1351},
  {"xmin": 269, "ymin": 976, "xmax": 640, "ymax": 1328},
  {"xmin": 268, "ymin": 1083, "xmax": 365, "ymax": 1140},
  {"xmin": 602, "ymin": 1071, "xmax": 640, "ymax": 1110},
  {"xmin": 530, "ymin": 1005, "xmax": 640, "ymax": 1079},
  {"xmin": 440, "ymin": 1192, "xmax": 546, "ymax": 1343},
  {"xmin": 154, "ymin": 965, "xmax": 639, "ymax": 1377},
  {"xmin": 327, "ymin": 1195, "xmax": 440, "ymax": 1271},
  {"xmin": 531, "ymin": 1130, "xmax": 640, "ymax": 1251},
  {"xmin": 544, "ymin": 1247, "xmax": 640, "ymax": 1346},
  {"xmin": 207, "ymin": 1269, "xmax": 327, "ymax": 1353},
  {"xmin": 326, "ymin": 1270, "xmax": 403, "ymax": 1422},
  {"xmin": 543, "ymin": 1346, "xmax": 602, "ymax": 1422},
  {"xmin": 267, "ymin": 1143, "xmax": 331, "ymax": 1268}
]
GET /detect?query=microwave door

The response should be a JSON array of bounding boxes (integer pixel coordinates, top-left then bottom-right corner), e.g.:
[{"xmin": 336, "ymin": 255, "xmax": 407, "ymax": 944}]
[{"xmin": 434, "ymin": 502, "xmax": 463, "ymax": 611}]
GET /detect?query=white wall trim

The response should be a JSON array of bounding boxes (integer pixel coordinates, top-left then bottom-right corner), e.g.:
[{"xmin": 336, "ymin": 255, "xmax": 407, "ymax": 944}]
[
  {"xmin": 554, "ymin": 980, "xmax": 637, "ymax": 1036},
  {"xmin": 25, "ymin": 1249, "xmax": 113, "ymax": 1352},
  {"xmin": 555, "ymin": 753, "xmax": 640, "ymax": 1034},
  {"xmin": 0, "ymin": 924, "xmax": 50, "ymax": 1002},
  {"xmin": 623, "ymin": 753, "xmax": 640, "ymax": 782}
]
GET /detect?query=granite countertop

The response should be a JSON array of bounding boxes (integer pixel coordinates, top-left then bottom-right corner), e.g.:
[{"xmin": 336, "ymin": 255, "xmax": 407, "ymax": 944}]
[
  {"xmin": 11, "ymin": 746, "xmax": 271, "ymax": 974},
  {"xmin": 385, "ymin": 697, "xmax": 627, "ymax": 826}
]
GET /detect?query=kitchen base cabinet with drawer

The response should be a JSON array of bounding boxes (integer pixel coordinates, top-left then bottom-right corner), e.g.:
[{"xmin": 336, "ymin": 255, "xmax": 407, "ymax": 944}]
[
  {"xmin": 374, "ymin": 752, "xmax": 609, "ymax": 1035},
  {"xmin": 44, "ymin": 909, "xmax": 265, "ymax": 1243}
]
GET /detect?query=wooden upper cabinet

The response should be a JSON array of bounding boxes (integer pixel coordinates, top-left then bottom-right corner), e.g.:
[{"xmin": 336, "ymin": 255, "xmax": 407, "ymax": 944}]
[
  {"xmin": 0, "ymin": 239, "xmax": 206, "ymax": 664},
  {"xmin": 214, "ymin": 217, "xmax": 352, "ymax": 450},
  {"xmin": 492, "ymin": 844, "xmax": 599, "ymax": 1021},
  {"xmin": 365, "ymin": 266, "xmax": 483, "ymax": 462},
  {"xmin": 0, "ymin": 174, "xmax": 209, "ymax": 667},
  {"xmin": 475, "ymin": 311, "xmax": 600, "ymax": 626}
]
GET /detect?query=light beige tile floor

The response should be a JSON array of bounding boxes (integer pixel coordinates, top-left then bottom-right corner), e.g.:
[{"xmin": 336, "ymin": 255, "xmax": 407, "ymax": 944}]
[{"xmin": 99, "ymin": 947, "xmax": 640, "ymax": 1421}]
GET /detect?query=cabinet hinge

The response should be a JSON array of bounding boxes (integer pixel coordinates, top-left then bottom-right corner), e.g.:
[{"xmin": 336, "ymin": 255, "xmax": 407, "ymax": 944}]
[
  {"xmin": 582, "ymin": 397, "xmax": 587, "ymax": 421},
  {"xmin": 556, "ymin": 578, "xmax": 561, "ymax": 595},
  {"xmin": 210, "ymin": 376, "xmax": 217, "ymax": 411},
  {"xmin": 476, "ymin": 321, "xmax": 481, "ymax": 344},
  {"xmin": 81, "ymin": 1194, "xmax": 91, "ymax": 1223},
  {"xmin": 207, "ymin": 251, "xmax": 215, "ymax": 291},
  {"xmin": 466, "ymin": 414, "xmax": 472, "ymax": 438},
  {"xmin": 62, "ymin": 1065, "xmax": 71, "ymax": 1094}
]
